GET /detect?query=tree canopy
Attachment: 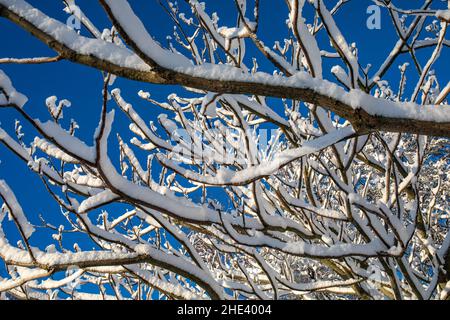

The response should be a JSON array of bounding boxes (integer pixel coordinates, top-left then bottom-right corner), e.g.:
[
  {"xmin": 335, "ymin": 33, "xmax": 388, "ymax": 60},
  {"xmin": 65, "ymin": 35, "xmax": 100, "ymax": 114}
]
[{"xmin": 0, "ymin": 0, "xmax": 449, "ymax": 300}]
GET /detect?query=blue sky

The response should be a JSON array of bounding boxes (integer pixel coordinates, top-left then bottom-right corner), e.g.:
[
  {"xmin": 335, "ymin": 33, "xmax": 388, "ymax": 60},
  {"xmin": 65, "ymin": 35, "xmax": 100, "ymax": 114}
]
[{"xmin": 0, "ymin": 0, "xmax": 448, "ymax": 295}]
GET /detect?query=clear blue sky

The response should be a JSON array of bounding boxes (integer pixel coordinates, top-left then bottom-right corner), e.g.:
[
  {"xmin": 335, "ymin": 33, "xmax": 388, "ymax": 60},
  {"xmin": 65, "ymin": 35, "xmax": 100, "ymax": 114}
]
[{"xmin": 0, "ymin": 0, "xmax": 448, "ymax": 286}]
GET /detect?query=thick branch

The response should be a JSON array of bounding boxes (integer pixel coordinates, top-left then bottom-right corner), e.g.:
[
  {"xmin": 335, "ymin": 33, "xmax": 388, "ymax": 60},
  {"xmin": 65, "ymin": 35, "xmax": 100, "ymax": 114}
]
[{"xmin": 0, "ymin": 0, "xmax": 449, "ymax": 137}]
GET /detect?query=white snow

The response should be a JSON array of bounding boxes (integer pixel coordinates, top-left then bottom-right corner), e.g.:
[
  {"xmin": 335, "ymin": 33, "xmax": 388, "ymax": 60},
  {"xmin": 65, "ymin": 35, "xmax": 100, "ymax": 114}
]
[
  {"xmin": 33, "ymin": 137, "xmax": 79, "ymax": 163},
  {"xmin": 0, "ymin": 180, "xmax": 35, "ymax": 238},
  {"xmin": 2, "ymin": 1, "xmax": 449, "ymax": 125},
  {"xmin": 102, "ymin": 0, "xmax": 192, "ymax": 69},
  {"xmin": 158, "ymin": 126, "xmax": 355, "ymax": 185},
  {"xmin": 289, "ymin": 0, "xmax": 322, "ymax": 78},
  {"xmin": 0, "ymin": 0, "xmax": 150, "ymax": 71},
  {"xmin": 34, "ymin": 119, "xmax": 96, "ymax": 163},
  {"xmin": 436, "ymin": 10, "xmax": 450, "ymax": 22},
  {"xmin": 77, "ymin": 190, "xmax": 118, "ymax": 213},
  {"xmin": 0, "ymin": 70, "xmax": 28, "ymax": 108}
]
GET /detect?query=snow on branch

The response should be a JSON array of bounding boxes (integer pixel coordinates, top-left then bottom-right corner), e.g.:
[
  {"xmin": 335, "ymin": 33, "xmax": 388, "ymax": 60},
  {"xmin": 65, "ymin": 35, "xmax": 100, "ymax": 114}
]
[{"xmin": 0, "ymin": 0, "xmax": 449, "ymax": 300}]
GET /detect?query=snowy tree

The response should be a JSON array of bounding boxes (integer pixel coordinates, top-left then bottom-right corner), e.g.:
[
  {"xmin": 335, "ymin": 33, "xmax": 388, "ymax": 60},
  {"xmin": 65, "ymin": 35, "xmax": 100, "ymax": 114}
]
[{"xmin": 0, "ymin": 0, "xmax": 449, "ymax": 300}]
